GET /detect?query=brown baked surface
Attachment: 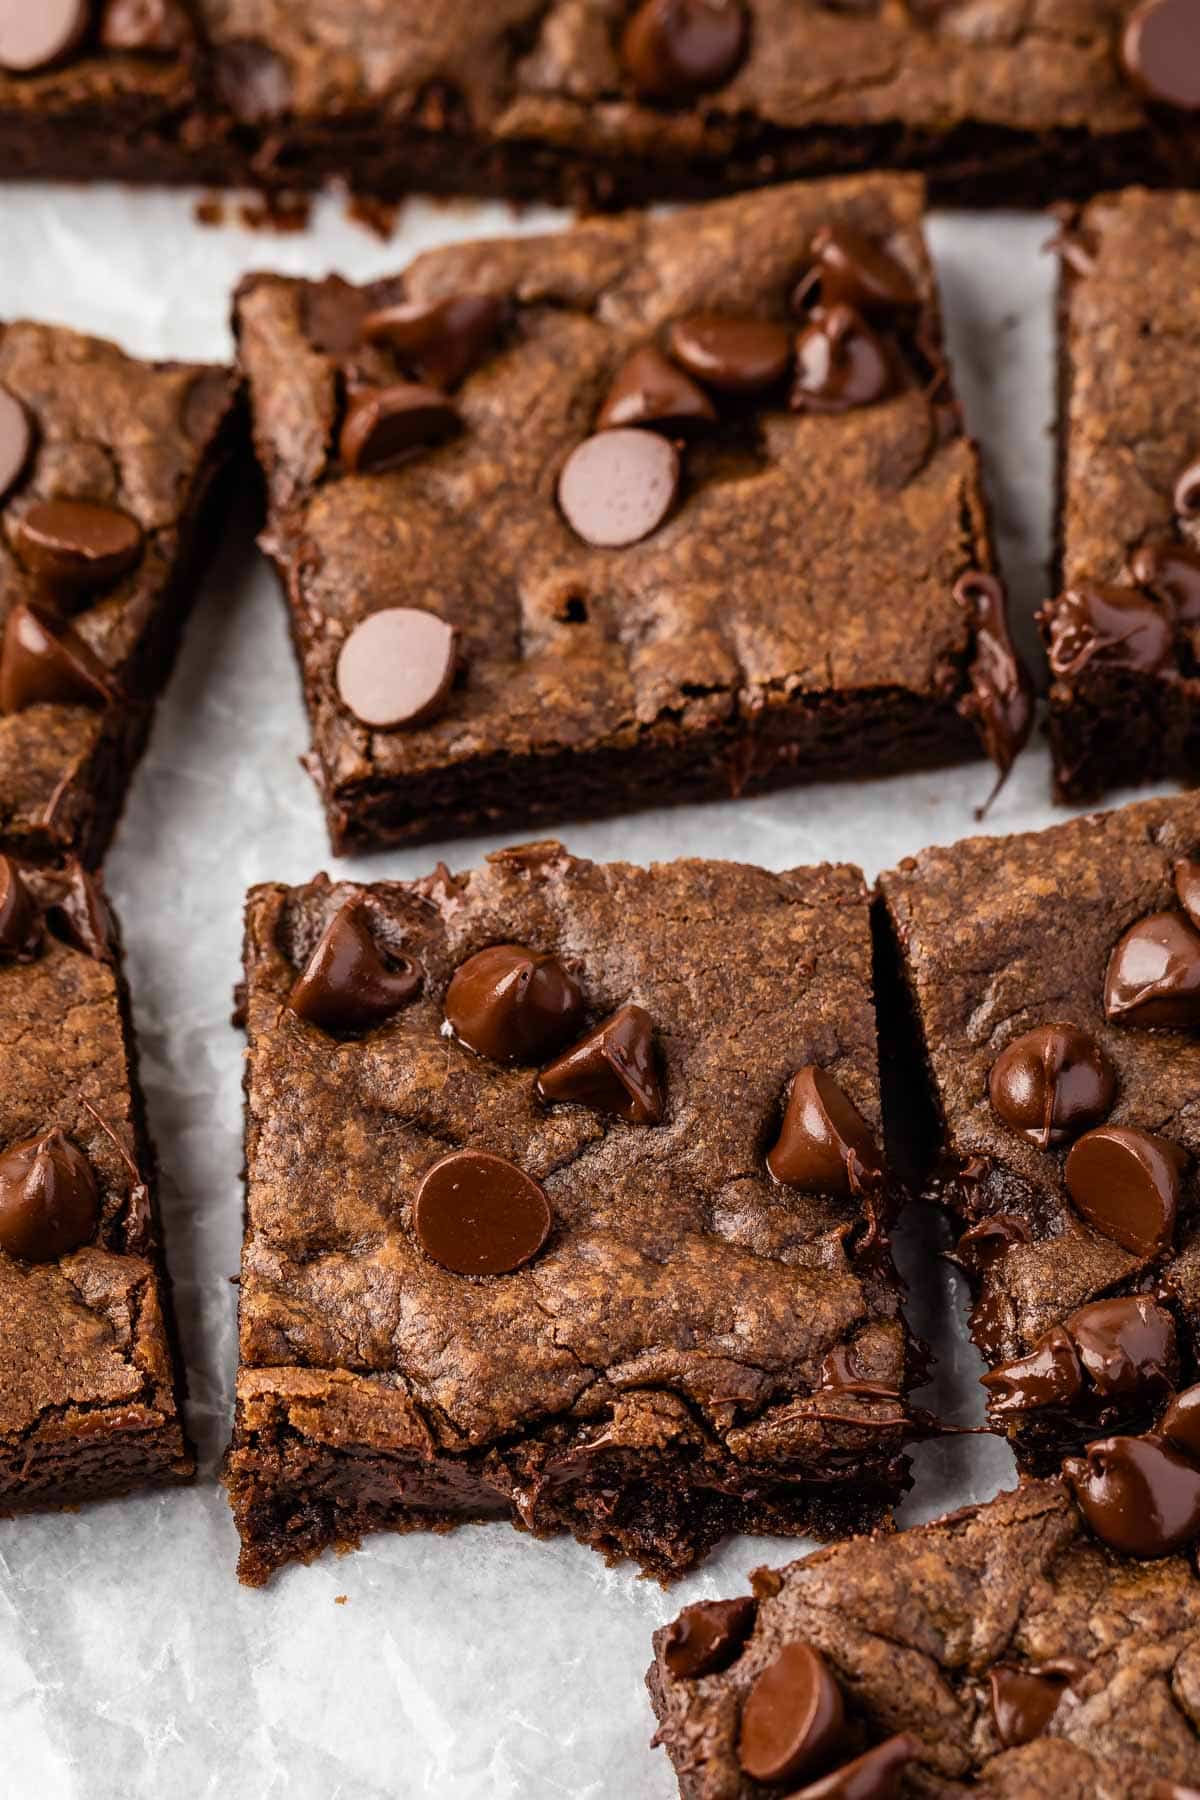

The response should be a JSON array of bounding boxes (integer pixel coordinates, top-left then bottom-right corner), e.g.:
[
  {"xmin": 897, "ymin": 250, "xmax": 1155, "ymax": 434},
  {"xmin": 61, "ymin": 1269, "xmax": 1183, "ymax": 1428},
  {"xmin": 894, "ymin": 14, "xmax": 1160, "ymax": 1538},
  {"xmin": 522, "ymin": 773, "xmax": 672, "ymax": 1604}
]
[
  {"xmin": 648, "ymin": 1478, "xmax": 1200, "ymax": 1798},
  {"xmin": 226, "ymin": 841, "xmax": 912, "ymax": 1585}
]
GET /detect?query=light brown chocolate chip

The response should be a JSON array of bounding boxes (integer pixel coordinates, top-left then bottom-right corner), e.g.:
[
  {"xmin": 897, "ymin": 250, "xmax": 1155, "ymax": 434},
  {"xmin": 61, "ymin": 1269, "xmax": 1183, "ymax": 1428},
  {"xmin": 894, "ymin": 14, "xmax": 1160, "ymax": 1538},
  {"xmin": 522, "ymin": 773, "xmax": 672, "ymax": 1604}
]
[
  {"xmin": 557, "ymin": 428, "xmax": 680, "ymax": 548},
  {"xmin": 336, "ymin": 608, "xmax": 458, "ymax": 730},
  {"xmin": 0, "ymin": 602, "xmax": 111, "ymax": 713},
  {"xmin": 340, "ymin": 383, "xmax": 460, "ymax": 474},
  {"xmin": 0, "ymin": 0, "xmax": 89, "ymax": 73},
  {"xmin": 12, "ymin": 498, "xmax": 143, "ymax": 596},
  {"xmin": 1121, "ymin": 0, "xmax": 1200, "ymax": 110},
  {"xmin": 597, "ymin": 346, "xmax": 716, "ymax": 432},
  {"xmin": 736, "ymin": 1642, "xmax": 845, "ymax": 1785},
  {"xmin": 666, "ymin": 313, "xmax": 792, "ymax": 395},
  {"xmin": 0, "ymin": 386, "xmax": 33, "ymax": 503},
  {"xmin": 621, "ymin": 0, "xmax": 748, "ymax": 102}
]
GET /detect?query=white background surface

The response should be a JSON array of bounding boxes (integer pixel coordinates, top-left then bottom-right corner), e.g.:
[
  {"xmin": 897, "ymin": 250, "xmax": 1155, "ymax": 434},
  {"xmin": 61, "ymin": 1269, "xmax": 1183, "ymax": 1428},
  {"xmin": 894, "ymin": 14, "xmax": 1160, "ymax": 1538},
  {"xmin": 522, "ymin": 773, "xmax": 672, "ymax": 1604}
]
[{"xmin": 0, "ymin": 185, "xmax": 1178, "ymax": 1799}]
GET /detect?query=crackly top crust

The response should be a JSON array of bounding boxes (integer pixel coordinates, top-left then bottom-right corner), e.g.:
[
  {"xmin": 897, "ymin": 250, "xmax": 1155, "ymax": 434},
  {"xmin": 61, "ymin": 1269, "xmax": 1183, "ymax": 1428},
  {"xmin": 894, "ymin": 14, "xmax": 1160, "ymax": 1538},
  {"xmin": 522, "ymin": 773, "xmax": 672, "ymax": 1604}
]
[
  {"xmin": 234, "ymin": 175, "xmax": 989, "ymax": 808},
  {"xmin": 878, "ymin": 792, "xmax": 1200, "ymax": 1360},
  {"xmin": 238, "ymin": 842, "xmax": 906, "ymax": 1459},
  {"xmin": 650, "ymin": 1478, "xmax": 1200, "ymax": 1799},
  {"xmin": 0, "ymin": 322, "xmax": 235, "ymax": 863}
]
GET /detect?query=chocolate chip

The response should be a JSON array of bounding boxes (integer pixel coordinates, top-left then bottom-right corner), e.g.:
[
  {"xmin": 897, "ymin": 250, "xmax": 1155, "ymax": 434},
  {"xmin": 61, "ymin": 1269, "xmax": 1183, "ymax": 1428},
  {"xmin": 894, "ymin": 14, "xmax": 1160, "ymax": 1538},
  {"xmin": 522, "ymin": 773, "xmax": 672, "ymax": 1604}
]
[
  {"xmin": 0, "ymin": 386, "xmax": 33, "ymax": 503},
  {"xmin": 557, "ymin": 428, "xmax": 680, "ymax": 549},
  {"xmin": 1173, "ymin": 856, "xmax": 1200, "ymax": 929},
  {"xmin": 953, "ymin": 571, "xmax": 1035, "ymax": 793},
  {"xmin": 1064, "ymin": 1125, "xmax": 1185, "ymax": 1258},
  {"xmin": 287, "ymin": 901, "xmax": 421, "ymax": 1035},
  {"xmin": 100, "ymin": 0, "xmax": 192, "ymax": 52},
  {"xmin": 340, "ymin": 383, "xmax": 460, "ymax": 474},
  {"xmin": 1104, "ymin": 910, "xmax": 1200, "ymax": 1028},
  {"xmin": 1174, "ymin": 457, "xmax": 1200, "ymax": 518},
  {"xmin": 786, "ymin": 1735, "xmax": 921, "ymax": 1799},
  {"xmin": 40, "ymin": 862, "xmax": 114, "ymax": 962},
  {"xmin": 413, "ymin": 1150, "xmax": 551, "ymax": 1276},
  {"xmin": 794, "ymin": 224, "xmax": 919, "ymax": 317},
  {"xmin": 766, "ymin": 1065, "xmax": 882, "ymax": 1197},
  {"xmin": 0, "ymin": 855, "xmax": 40, "ymax": 961},
  {"xmin": 445, "ymin": 943, "xmax": 584, "ymax": 1064},
  {"xmin": 1043, "ymin": 584, "xmax": 1175, "ymax": 678},
  {"xmin": 1120, "ymin": 0, "xmax": 1200, "ymax": 110},
  {"xmin": 336, "ymin": 607, "xmax": 458, "ymax": 732},
  {"xmin": 988, "ymin": 1023, "xmax": 1115, "ymax": 1147},
  {"xmin": 1067, "ymin": 1295, "xmax": 1178, "ymax": 1398},
  {"xmin": 12, "ymin": 498, "xmax": 144, "ymax": 596},
  {"xmin": 597, "ymin": 346, "xmax": 717, "ymax": 433},
  {"xmin": 736, "ymin": 1642, "xmax": 845, "ymax": 1785},
  {"xmin": 953, "ymin": 1213, "xmax": 1031, "ymax": 1275},
  {"xmin": 536, "ymin": 1003, "xmax": 664, "ymax": 1124},
  {"xmin": 1160, "ymin": 1384, "xmax": 1200, "ymax": 1461},
  {"xmin": 620, "ymin": 0, "xmax": 748, "ymax": 102},
  {"xmin": 0, "ymin": 1130, "xmax": 99, "ymax": 1262},
  {"xmin": 214, "ymin": 37, "xmax": 293, "ymax": 122},
  {"xmin": 0, "ymin": 602, "xmax": 110, "ymax": 713},
  {"xmin": 989, "ymin": 1666, "xmax": 1071, "ymax": 1748},
  {"xmin": 665, "ymin": 315, "xmax": 792, "ymax": 395},
  {"xmin": 1129, "ymin": 541, "xmax": 1200, "ymax": 623},
  {"xmin": 982, "ymin": 1327, "xmax": 1085, "ymax": 1416},
  {"xmin": 662, "ymin": 1596, "xmax": 756, "ymax": 1678},
  {"xmin": 360, "ymin": 294, "xmax": 503, "ymax": 391},
  {"xmin": 0, "ymin": 0, "xmax": 89, "ymax": 73},
  {"xmin": 791, "ymin": 305, "xmax": 893, "ymax": 412},
  {"xmin": 1064, "ymin": 1433, "xmax": 1200, "ymax": 1556}
]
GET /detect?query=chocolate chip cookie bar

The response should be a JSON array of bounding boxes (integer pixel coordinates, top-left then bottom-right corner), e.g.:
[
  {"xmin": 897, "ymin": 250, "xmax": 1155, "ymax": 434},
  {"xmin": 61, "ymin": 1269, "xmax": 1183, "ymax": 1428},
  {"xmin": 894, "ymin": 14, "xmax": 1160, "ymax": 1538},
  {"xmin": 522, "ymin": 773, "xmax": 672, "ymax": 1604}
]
[
  {"xmin": 0, "ymin": 857, "xmax": 191, "ymax": 1510},
  {"xmin": 225, "ymin": 841, "xmax": 913, "ymax": 1585},
  {"xmin": 235, "ymin": 175, "xmax": 1027, "ymax": 855},
  {"xmin": 0, "ymin": 319, "xmax": 237, "ymax": 866},
  {"xmin": 877, "ymin": 792, "xmax": 1200, "ymax": 1471},
  {"xmin": 648, "ymin": 1476, "xmax": 1200, "ymax": 1798}
]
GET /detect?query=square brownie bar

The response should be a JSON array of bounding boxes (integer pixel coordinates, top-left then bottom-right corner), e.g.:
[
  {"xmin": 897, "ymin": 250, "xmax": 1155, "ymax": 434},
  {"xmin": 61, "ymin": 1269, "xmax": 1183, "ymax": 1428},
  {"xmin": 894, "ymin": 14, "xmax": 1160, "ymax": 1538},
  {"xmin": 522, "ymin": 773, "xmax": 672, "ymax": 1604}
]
[
  {"xmin": 877, "ymin": 793, "xmax": 1200, "ymax": 1470},
  {"xmin": 0, "ymin": 318, "xmax": 237, "ymax": 866},
  {"xmin": 0, "ymin": 857, "xmax": 191, "ymax": 1510},
  {"xmin": 226, "ymin": 840, "xmax": 913, "ymax": 1585},
  {"xmin": 648, "ymin": 1476, "xmax": 1200, "ymax": 1798},
  {"xmin": 1042, "ymin": 187, "xmax": 1200, "ymax": 802},
  {"xmin": 235, "ymin": 175, "xmax": 1027, "ymax": 855}
]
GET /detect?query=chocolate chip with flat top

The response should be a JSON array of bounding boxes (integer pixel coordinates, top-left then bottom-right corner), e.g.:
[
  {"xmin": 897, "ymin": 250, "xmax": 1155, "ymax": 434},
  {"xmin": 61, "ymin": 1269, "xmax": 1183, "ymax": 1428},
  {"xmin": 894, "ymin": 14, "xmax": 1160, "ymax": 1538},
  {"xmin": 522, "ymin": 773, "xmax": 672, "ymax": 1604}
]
[
  {"xmin": 0, "ymin": 386, "xmax": 32, "ymax": 502},
  {"xmin": 1104, "ymin": 910, "xmax": 1200, "ymax": 1028},
  {"xmin": 0, "ymin": 0, "xmax": 89, "ymax": 73},
  {"xmin": 666, "ymin": 314, "xmax": 791, "ymax": 395},
  {"xmin": 1130, "ymin": 541, "xmax": 1200, "ymax": 622},
  {"xmin": 766, "ymin": 1065, "xmax": 882, "ymax": 1196},
  {"xmin": 794, "ymin": 224, "xmax": 919, "ymax": 316},
  {"xmin": 1121, "ymin": 0, "xmax": 1200, "ymax": 110},
  {"xmin": 1066, "ymin": 1295, "xmax": 1177, "ymax": 1397},
  {"xmin": 662, "ymin": 1596, "xmax": 756, "ymax": 1678},
  {"xmin": 287, "ymin": 901, "xmax": 421, "ymax": 1035},
  {"xmin": 982, "ymin": 1327, "xmax": 1084, "ymax": 1416},
  {"xmin": 12, "ymin": 498, "xmax": 144, "ymax": 596},
  {"xmin": 336, "ymin": 607, "xmax": 458, "ymax": 731},
  {"xmin": 360, "ymin": 294, "xmax": 503, "ymax": 391},
  {"xmin": 0, "ymin": 855, "xmax": 40, "ymax": 960},
  {"xmin": 791, "ymin": 305, "xmax": 893, "ymax": 412},
  {"xmin": 0, "ymin": 1130, "xmax": 99, "ymax": 1262},
  {"xmin": 1064, "ymin": 1125, "xmax": 1185, "ymax": 1258},
  {"xmin": 537, "ymin": 1003, "xmax": 664, "ymax": 1123},
  {"xmin": 445, "ymin": 944, "xmax": 584, "ymax": 1064},
  {"xmin": 558, "ymin": 428, "xmax": 679, "ymax": 548},
  {"xmin": 988, "ymin": 1023, "xmax": 1115, "ymax": 1146},
  {"xmin": 621, "ymin": 0, "xmax": 748, "ymax": 102},
  {"xmin": 736, "ymin": 1642, "xmax": 845, "ymax": 1785},
  {"xmin": 1064, "ymin": 1433, "xmax": 1200, "ymax": 1556},
  {"xmin": 414, "ymin": 1150, "xmax": 551, "ymax": 1276},
  {"xmin": 597, "ymin": 346, "xmax": 716, "ymax": 432},
  {"xmin": 340, "ymin": 383, "xmax": 459, "ymax": 473},
  {"xmin": 0, "ymin": 602, "xmax": 110, "ymax": 713}
]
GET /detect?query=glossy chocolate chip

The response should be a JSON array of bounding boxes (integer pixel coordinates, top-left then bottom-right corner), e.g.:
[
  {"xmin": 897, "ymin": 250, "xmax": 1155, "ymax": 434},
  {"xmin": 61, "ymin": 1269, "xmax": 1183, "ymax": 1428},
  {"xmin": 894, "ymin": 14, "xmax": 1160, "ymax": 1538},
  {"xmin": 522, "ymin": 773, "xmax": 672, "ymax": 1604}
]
[
  {"xmin": 597, "ymin": 346, "xmax": 717, "ymax": 432},
  {"xmin": 1160, "ymin": 1384, "xmax": 1200, "ymax": 1461},
  {"xmin": 360, "ymin": 294, "xmax": 503, "ymax": 391},
  {"xmin": 1067, "ymin": 1295, "xmax": 1177, "ymax": 1397},
  {"xmin": 336, "ymin": 607, "xmax": 458, "ymax": 731},
  {"xmin": 1173, "ymin": 856, "xmax": 1200, "ymax": 930},
  {"xmin": 1130, "ymin": 541, "xmax": 1200, "ymax": 623},
  {"xmin": 340, "ymin": 383, "xmax": 459, "ymax": 474},
  {"xmin": 0, "ymin": 0, "xmax": 89, "ymax": 73},
  {"xmin": 666, "ymin": 314, "xmax": 791, "ymax": 395},
  {"xmin": 42, "ymin": 862, "xmax": 115, "ymax": 962},
  {"xmin": 795, "ymin": 224, "xmax": 919, "ymax": 316},
  {"xmin": 0, "ymin": 855, "xmax": 39, "ymax": 960},
  {"xmin": 787, "ymin": 1734, "xmax": 921, "ymax": 1799},
  {"xmin": 988, "ymin": 1023, "xmax": 1115, "ymax": 1147},
  {"xmin": 791, "ymin": 305, "xmax": 892, "ymax": 413},
  {"xmin": 101, "ymin": 0, "xmax": 192, "ymax": 52},
  {"xmin": 766, "ymin": 1065, "xmax": 882, "ymax": 1197},
  {"xmin": 1064, "ymin": 1125, "xmax": 1184, "ymax": 1258},
  {"xmin": 0, "ymin": 1130, "xmax": 99, "ymax": 1262},
  {"xmin": 1175, "ymin": 457, "xmax": 1200, "ymax": 518},
  {"xmin": 445, "ymin": 944, "xmax": 584, "ymax": 1064},
  {"xmin": 413, "ymin": 1150, "xmax": 551, "ymax": 1276},
  {"xmin": 989, "ymin": 1666, "xmax": 1071, "ymax": 1748},
  {"xmin": 0, "ymin": 602, "xmax": 110, "ymax": 713},
  {"xmin": 537, "ymin": 1003, "xmax": 664, "ymax": 1124},
  {"xmin": 1120, "ymin": 0, "xmax": 1200, "ymax": 110},
  {"xmin": 557, "ymin": 428, "xmax": 680, "ymax": 549},
  {"xmin": 287, "ymin": 901, "xmax": 421, "ymax": 1035},
  {"xmin": 981, "ymin": 1327, "xmax": 1084, "ymax": 1416},
  {"xmin": 662, "ymin": 1596, "xmax": 757, "ymax": 1678},
  {"xmin": 736, "ymin": 1642, "xmax": 845, "ymax": 1785},
  {"xmin": 12, "ymin": 499, "xmax": 144, "ymax": 596},
  {"xmin": 1104, "ymin": 910, "xmax": 1200, "ymax": 1028},
  {"xmin": 0, "ymin": 385, "xmax": 33, "ymax": 503},
  {"xmin": 1064, "ymin": 1433, "xmax": 1200, "ymax": 1556},
  {"xmin": 620, "ymin": 0, "xmax": 748, "ymax": 102},
  {"xmin": 953, "ymin": 1213, "xmax": 1031, "ymax": 1275},
  {"xmin": 1043, "ymin": 584, "xmax": 1175, "ymax": 678},
  {"xmin": 953, "ymin": 571, "xmax": 1035, "ymax": 790}
]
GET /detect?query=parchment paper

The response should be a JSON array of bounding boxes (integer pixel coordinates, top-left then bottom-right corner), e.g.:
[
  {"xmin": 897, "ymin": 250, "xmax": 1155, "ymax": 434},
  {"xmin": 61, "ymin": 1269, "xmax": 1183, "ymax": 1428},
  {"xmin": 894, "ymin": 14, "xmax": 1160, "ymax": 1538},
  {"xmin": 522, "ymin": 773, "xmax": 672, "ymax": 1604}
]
[{"xmin": 0, "ymin": 185, "xmax": 1177, "ymax": 1800}]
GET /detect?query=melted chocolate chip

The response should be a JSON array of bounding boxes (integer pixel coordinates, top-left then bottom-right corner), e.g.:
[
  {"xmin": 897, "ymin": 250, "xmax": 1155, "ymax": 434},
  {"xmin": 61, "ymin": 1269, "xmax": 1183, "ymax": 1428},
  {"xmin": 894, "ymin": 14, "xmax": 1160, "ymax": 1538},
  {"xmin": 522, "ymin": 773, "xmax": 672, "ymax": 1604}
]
[
  {"xmin": 988, "ymin": 1023, "xmax": 1115, "ymax": 1147},
  {"xmin": 620, "ymin": 0, "xmax": 748, "ymax": 103},
  {"xmin": 953, "ymin": 571, "xmax": 1034, "ymax": 792},
  {"xmin": 787, "ymin": 1734, "xmax": 922, "ymax": 1799},
  {"xmin": 1064, "ymin": 1433, "xmax": 1200, "ymax": 1556},
  {"xmin": 1104, "ymin": 910, "xmax": 1200, "ymax": 1028},
  {"xmin": 989, "ymin": 1665, "xmax": 1072, "ymax": 1748},
  {"xmin": 1068, "ymin": 1295, "xmax": 1177, "ymax": 1397},
  {"xmin": 12, "ymin": 498, "xmax": 144, "ymax": 597},
  {"xmin": 336, "ymin": 607, "xmax": 458, "ymax": 731},
  {"xmin": 0, "ymin": 602, "xmax": 110, "ymax": 713},
  {"xmin": 1174, "ymin": 457, "xmax": 1200, "ymax": 519},
  {"xmin": 1130, "ymin": 541, "xmax": 1200, "ymax": 623},
  {"xmin": 38, "ymin": 861, "xmax": 115, "ymax": 962},
  {"xmin": 766, "ymin": 1065, "xmax": 882, "ymax": 1197},
  {"xmin": 0, "ymin": 0, "xmax": 89, "ymax": 73},
  {"xmin": 537, "ymin": 1003, "xmax": 664, "ymax": 1124},
  {"xmin": 0, "ymin": 855, "xmax": 40, "ymax": 960},
  {"xmin": 445, "ymin": 943, "xmax": 584, "ymax": 1064},
  {"xmin": 0, "ymin": 1130, "xmax": 99, "ymax": 1262},
  {"xmin": 340, "ymin": 383, "xmax": 460, "ymax": 473},
  {"xmin": 666, "ymin": 314, "xmax": 792, "ymax": 395},
  {"xmin": 1064, "ymin": 1125, "xmax": 1184, "ymax": 1258},
  {"xmin": 597, "ymin": 346, "xmax": 717, "ymax": 432},
  {"xmin": 287, "ymin": 901, "xmax": 421, "ymax": 1034},
  {"xmin": 557, "ymin": 428, "xmax": 680, "ymax": 548},
  {"xmin": 736, "ymin": 1642, "xmax": 845, "ymax": 1785},
  {"xmin": 791, "ymin": 305, "xmax": 893, "ymax": 412},
  {"xmin": 662, "ymin": 1596, "xmax": 756, "ymax": 1678},
  {"xmin": 982, "ymin": 1327, "xmax": 1084, "ymax": 1416},
  {"xmin": 1160, "ymin": 1384, "xmax": 1200, "ymax": 1461},
  {"xmin": 1043, "ymin": 584, "xmax": 1175, "ymax": 679},
  {"xmin": 0, "ymin": 385, "xmax": 32, "ymax": 503},
  {"xmin": 1120, "ymin": 0, "xmax": 1200, "ymax": 110},
  {"xmin": 360, "ymin": 294, "xmax": 503, "ymax": 391},
  {"xmin": 953, "ymin": 1213, "xmax": 1031, "ymax": 1275},
  {"xmin": 1174, "ymin": 857, "xmax": 1200, "ymax": 930},
  {"xmin": 413, "ymin": 1150, "xmax": 551, "ymax": 1276},
  {"xmin": 794, "ymin": 224, "xmax": 919, "ymax": 317}
]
